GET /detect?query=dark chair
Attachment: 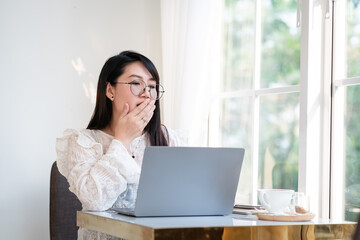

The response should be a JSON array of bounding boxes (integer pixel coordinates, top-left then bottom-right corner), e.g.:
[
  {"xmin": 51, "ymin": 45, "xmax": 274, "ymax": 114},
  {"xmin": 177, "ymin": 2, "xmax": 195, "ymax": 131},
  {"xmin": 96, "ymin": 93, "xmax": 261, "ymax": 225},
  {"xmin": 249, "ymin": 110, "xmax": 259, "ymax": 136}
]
[
  {"xmin": 355, "ymin": 214, "xmax": 360, "ymax": 240},
  {"xmin": 50, "ymin": 161, "xmax": 82, "ymax": 240}
]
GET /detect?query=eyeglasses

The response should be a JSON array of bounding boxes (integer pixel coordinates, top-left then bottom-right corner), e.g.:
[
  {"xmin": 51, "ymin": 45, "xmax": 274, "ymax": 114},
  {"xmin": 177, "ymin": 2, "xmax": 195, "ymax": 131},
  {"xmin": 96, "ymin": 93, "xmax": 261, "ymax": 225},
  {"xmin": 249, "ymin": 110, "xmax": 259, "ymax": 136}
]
[{"xmin": 114, "ymin": 79, "xmax": 165, "ymax": 100}]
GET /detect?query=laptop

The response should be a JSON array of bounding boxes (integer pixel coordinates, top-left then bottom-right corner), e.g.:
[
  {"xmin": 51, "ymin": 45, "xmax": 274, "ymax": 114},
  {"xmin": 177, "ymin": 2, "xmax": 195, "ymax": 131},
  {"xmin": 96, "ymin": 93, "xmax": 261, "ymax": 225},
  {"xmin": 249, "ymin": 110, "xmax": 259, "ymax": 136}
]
[{"xmin": 112, "ymin": 146, "xmax": 244, "ymax": 217}]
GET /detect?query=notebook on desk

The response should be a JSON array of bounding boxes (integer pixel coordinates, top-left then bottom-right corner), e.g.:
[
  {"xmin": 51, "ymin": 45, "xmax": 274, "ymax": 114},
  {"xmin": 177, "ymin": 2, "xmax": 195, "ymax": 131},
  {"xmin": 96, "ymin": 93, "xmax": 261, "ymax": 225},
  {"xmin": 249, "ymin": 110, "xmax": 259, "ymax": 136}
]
[{"xmin": 112, "ymin": 146, "xmax": 245, "ymax": 217}]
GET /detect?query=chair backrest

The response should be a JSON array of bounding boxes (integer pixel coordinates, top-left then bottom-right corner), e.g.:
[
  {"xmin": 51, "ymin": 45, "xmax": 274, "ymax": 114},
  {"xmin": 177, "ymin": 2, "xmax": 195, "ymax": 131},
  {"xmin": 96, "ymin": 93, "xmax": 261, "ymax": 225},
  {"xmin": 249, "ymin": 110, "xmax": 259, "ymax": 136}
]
[
  {"xmin": 354, "ymin": 214, "xmax": 360, "ymax": 240},
  {"xmin": 50, "ymin": 161, "xmax": 82, "ymax": 240}
]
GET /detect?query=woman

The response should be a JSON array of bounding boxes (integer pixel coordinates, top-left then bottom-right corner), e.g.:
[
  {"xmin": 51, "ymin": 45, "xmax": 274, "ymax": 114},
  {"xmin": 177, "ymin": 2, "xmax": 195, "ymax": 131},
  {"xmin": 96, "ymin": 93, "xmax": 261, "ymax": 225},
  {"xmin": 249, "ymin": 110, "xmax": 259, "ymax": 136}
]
[{"xmin": 56, "ymin": 51, "xmax": 186, "ymax": 240}]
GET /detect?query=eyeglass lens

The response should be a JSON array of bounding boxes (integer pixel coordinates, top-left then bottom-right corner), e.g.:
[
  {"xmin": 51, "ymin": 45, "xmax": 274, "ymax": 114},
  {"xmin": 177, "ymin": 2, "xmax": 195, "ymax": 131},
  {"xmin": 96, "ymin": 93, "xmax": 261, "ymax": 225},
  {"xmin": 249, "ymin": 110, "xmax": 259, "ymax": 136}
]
[{"xmin": 130, "ymin": 80, "xmax": 164, "ymax": 100}]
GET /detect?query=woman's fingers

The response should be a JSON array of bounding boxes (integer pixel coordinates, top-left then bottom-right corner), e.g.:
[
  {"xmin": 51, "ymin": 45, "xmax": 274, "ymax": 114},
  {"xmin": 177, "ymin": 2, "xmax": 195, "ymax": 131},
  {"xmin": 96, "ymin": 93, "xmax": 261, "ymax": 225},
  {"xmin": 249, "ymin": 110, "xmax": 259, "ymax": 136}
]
[
  {"xmin": 136, "ymin": 100, "xmax": 156, "ymax": 119},
  {"xmin": 141, "ymin": 105, "xmax": 155, "ymax": 127},
  {"xmin": 130, "ymin": 99, "xmax": 150, "ymax": 117},
  {"xmin": 114, "ymin": 99, "xmax": 155, "ymax": 145}
]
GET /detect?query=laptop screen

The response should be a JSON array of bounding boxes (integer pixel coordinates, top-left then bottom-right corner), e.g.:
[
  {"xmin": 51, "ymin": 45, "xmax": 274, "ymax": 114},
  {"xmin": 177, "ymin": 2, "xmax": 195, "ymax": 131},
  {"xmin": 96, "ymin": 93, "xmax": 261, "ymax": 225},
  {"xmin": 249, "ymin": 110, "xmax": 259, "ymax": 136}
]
[{"xmin": 132, "ymin": 146, "xmax": 245, "ymax": 217}]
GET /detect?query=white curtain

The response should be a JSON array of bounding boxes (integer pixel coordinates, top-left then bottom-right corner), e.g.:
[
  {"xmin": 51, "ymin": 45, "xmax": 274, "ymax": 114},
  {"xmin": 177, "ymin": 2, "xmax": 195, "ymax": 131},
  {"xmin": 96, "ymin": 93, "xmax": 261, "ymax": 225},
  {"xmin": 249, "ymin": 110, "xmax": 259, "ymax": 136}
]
[{"xmin": 160, "ymin": 0, "xmax": 222, "ymax": 146}]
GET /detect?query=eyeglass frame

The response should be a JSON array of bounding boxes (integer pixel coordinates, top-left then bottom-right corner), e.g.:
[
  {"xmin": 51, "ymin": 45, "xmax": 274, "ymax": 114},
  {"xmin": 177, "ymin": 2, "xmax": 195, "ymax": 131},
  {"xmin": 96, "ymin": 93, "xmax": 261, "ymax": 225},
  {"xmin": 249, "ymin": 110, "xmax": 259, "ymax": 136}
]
[{"xmin": 112, "ymin": 79, "xmax": 165, "ymax": 100}]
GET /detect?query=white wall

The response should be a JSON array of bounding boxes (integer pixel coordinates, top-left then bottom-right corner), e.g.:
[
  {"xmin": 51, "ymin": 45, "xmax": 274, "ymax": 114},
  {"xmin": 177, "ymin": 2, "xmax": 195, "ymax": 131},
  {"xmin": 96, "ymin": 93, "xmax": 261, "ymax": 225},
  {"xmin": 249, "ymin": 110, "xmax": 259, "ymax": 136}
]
[{"xmin": 0, "ymin": 0, "xmax": 162, "ymax": 239}]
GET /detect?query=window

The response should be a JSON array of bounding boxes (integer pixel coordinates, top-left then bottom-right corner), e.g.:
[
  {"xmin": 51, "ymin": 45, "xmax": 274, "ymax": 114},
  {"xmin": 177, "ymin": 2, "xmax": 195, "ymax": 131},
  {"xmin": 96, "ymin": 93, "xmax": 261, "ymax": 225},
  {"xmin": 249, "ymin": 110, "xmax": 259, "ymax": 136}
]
[
  {"xmin": 214, "ymin": 0, "xmax": 360, "ymax": 220},
  {"xmin": 331, "ymin": 0, "xmax": 360, "ymax": 221},
  {"xmin": 210, "ymin": 0, "xmax": 300, "ymax": 205}
]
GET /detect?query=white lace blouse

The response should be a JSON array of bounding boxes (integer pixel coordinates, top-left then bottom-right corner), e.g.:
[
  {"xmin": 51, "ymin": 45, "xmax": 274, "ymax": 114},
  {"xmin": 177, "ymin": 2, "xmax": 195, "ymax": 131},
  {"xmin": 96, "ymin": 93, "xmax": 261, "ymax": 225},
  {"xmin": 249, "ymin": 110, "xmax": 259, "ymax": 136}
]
[{"xmin": 56, "ymin": 127, "xmax": 186, "ymax": 240}]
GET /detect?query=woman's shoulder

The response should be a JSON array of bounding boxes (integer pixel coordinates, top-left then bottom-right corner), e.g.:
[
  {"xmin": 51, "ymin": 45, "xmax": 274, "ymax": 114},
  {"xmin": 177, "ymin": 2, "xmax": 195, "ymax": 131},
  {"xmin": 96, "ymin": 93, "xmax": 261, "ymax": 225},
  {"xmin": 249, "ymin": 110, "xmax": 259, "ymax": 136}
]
[
  {"xmin": 161, "ymin": 125, "xmax": 188, "ymax": 146},
  {"xmin": 57, "ymin": 128, "xmax": 100, "ymax": 148},
  {"xmin": 56, "ymin": 128, "xmax": 103, "ymax": 176},
  {"xmin": 56, "ymin": 128, "xmax": 105, "ymax": 161}
]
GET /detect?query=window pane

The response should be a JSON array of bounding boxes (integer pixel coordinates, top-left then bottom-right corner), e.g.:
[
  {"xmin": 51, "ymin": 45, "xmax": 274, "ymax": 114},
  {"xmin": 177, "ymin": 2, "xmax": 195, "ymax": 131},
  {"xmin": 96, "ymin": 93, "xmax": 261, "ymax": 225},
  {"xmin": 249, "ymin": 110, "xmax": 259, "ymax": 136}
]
[
  {"xmin": 217, "ymin": 97, "xmax": 253, "ymax": 204},
  {"xmin": 258, "ymin": 93, "xmax": 299, "ymax": 190},
  {"xmin": 346, "ymin": 0, "xmax": 360, "ymax": 78},
  {"xmin": 344, "ymin": 85, "xmax": 360, "ymax": 221},
  {"xmin": 260, "ymin": 0, "xmax": 300, "ymax": 88},
  {"xmin": 223, "ymin": 0, "xmax": 255, "ymax": 91}
]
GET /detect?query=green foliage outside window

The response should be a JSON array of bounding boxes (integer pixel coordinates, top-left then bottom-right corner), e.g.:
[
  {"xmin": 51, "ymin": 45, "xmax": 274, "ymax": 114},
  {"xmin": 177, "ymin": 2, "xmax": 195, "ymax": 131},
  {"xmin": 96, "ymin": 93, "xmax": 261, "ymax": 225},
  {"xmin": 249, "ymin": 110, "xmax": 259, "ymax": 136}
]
[
  {"xmin": 223, "ymin": 0, "xmax": 360, "ymax": 221},
  {"xmin": 258, "ymin": 0, "xmax": 300, "ymax": 191},
  {"xmin": 223, "ymin": 0, "xmax": 300, "ymax": 194}
]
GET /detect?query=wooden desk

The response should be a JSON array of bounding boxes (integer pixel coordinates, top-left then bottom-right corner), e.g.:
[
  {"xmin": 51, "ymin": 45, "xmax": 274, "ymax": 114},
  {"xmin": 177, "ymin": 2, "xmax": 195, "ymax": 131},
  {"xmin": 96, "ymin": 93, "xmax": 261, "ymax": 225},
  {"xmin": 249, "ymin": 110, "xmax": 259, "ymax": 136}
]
[{"xmin": 77, "ymin": 211, "xmax": 356, "ymax": 240}]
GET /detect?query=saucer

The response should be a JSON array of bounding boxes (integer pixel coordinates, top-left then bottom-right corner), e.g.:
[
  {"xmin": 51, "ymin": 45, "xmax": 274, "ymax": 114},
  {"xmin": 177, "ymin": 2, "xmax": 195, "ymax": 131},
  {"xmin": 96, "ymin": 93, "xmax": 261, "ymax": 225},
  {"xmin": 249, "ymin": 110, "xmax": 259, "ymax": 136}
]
[{"xmin": 256, "ymin": 212, "xmax": 315, "ymax": 221}]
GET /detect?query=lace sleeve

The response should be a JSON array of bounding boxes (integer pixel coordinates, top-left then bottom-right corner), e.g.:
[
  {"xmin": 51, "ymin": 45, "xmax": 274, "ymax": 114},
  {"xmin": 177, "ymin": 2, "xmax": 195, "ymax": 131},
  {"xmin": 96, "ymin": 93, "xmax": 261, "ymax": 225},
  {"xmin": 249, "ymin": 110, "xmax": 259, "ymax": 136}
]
[{"xmin": 56, "ymin": 129, "xmax": 140, "ymax": 211}]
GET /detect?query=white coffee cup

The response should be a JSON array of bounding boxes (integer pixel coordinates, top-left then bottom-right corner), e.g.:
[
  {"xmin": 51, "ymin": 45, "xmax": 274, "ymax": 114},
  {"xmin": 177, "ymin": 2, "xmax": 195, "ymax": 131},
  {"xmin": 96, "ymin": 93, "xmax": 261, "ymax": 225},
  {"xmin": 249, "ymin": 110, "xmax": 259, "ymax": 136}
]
[{"xmin": 258, "ymin": 189, "xmax": 294, "ymax": 214}]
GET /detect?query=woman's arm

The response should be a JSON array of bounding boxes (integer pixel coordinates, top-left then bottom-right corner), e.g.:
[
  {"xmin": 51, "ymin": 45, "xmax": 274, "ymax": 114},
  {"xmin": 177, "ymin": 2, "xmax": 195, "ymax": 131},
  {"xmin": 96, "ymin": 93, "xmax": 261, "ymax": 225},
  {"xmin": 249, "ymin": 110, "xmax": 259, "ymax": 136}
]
[{"xmin": 56, "ymin": 129, "xmax": 140, "ymax": 211}]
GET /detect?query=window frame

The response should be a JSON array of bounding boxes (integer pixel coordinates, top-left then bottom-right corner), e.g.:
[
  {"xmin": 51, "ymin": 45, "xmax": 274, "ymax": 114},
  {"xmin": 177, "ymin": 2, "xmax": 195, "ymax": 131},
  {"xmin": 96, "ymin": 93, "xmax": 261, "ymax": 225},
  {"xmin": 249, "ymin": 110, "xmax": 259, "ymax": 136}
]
[
  {"xmin": 330, "ymin": 0, "xmax": 360, "ymax": 220},
  {"xmin": 212, "ymin": 0, "xmax": 338, "ymax": 218},
  {"xmin": 298, "ymin": 0, "xmax": 333, "ymax": 218}
]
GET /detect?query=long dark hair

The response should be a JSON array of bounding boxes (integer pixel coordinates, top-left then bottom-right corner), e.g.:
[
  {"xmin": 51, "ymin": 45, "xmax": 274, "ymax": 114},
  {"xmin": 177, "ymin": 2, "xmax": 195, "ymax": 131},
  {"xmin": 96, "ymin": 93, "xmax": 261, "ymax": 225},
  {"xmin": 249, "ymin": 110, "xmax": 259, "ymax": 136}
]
[{"xmin": 87, "ymin": 51, "xmax": 168, "ymax": 146}]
